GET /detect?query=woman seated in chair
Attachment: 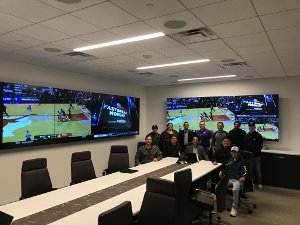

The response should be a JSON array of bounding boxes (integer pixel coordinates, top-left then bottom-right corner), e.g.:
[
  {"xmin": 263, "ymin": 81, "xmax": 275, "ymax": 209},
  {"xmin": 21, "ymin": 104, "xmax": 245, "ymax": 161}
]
[{"xmin": 135, "ymin": 134, "xmax": 162, "ymax": 166}]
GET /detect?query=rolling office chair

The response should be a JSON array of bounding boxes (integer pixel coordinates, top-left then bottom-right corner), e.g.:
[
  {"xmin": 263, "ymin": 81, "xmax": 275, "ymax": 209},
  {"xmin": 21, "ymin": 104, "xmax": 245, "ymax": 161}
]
[
  {"xmin": 138, "ymin": 169, "xmax": 192, "ymax": 225},
  {"xmin": 20, "ymin": 158, "xmax": 55, "ymax": 200},
  {"xmin": 98, "ymin": 201, "xmax": 134, "ymax": 225},
  {"xmin": 191, "ymin": 172, "xmax": 230, "ymax": 224},
  {"xmin": 103, "ymin": 145, "xmax": 130, "ymax": 175},
  {"xmin": 71, "ymin": 151, "xmax": 96, "ymax": 185}
]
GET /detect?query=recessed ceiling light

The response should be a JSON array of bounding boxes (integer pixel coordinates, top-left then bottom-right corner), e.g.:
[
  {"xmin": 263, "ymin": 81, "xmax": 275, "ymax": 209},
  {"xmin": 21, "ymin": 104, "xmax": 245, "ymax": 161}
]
[
  {"xmin": 44, "ymin": 48, "xmax": 62, "ymax": 53},
  {"xmin": 55, "ymin": 0, "xmax": 82, "ymax": 4},
  {"xmin": 136, "ymin": 59, "xmax": 210, "ymax": 70},
  {"xmin": 146, "ymin": 3, "xmax": 154, "ymax": 7},
  {"xmin": 73, "ymin": 32, "xmax": 165, "ymax": 52},
  {"xmin": 177, "ymin": 75, "xmax": 236, "ymax": 81},
  {"xmin": 164, "ymin": 20, "xmax": 187, "ymax": 29}
]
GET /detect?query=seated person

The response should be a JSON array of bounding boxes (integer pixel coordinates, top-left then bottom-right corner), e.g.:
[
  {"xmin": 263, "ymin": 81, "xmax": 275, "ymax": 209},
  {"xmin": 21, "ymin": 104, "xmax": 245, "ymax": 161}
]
[
  {"xmin": 162, "ymin": 135, "xmax": 180, "ymax": 158},
  {"xmin": 135, "ymin": 134, "xmax": 162, "ymax": 166},
  {"xmin": 185, "ymin": 136, "xmax": 209, "ymax": 161},
  {"xmin": 219, "ymin": 146, "xmax": 246, "ymax": 217},
  {"xmin": 212, "ymin": 137, "xmax": 232, "ymax": 166}
]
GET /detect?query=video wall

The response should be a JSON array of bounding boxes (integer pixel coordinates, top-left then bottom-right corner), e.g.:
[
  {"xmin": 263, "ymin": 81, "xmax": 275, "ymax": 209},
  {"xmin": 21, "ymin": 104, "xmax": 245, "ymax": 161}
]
[
  {"xmin": 167, "ymin": 94, "xmax": 279, "ymax": 141},
  {"xmin": 1, "ymin": 82, "xmax": 139, "ymax": 150}
]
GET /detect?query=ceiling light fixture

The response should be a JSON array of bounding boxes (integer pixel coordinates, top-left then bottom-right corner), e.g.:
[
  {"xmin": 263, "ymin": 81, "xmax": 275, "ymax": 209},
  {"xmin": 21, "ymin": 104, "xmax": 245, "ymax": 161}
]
[
  {"xmin": 73, "ymin": 32, "xmax": 165, "ymax": 52},
  {"xmin": 136, "ymin": 59, "xmax": 210, "ymax": 70},
  {"xmin": 178, "ymin": 75, "xmax": 236, "ymax": 81}
]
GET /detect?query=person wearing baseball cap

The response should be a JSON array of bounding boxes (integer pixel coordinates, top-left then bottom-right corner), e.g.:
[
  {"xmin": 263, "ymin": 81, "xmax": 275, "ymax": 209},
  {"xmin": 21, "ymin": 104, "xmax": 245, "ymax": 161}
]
[
  {"xmin": 244, "ymin": 120, "xmax": 264, "ymax": 191},
  {"xmin": 219, "ymin": 146, "xmax": 246, "ymax": 217},
  {"xmin": 148, "ymin": 125, "xmax": 160, "ymax": 147}
]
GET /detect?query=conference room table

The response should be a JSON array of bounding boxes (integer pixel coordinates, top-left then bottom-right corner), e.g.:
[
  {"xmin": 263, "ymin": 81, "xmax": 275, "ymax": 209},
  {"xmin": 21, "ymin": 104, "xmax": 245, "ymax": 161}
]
[{"xmin": 0, "ymin": 157, "xmax": 221, "ymax": 225}]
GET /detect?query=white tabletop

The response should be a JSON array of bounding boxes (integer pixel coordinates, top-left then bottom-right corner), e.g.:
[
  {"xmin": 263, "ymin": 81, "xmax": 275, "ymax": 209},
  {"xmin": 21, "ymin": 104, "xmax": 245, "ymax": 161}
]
[{"xmin": 0, "ymin": 158, "xmax": 220, "ymax": 225}]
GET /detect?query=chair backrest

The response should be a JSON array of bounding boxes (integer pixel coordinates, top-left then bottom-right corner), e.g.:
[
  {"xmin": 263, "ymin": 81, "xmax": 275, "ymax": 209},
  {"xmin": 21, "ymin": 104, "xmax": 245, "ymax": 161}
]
[
  {"xmin": 98, "ymin": 201, "xmax": 133, "ymax": 225},
  {"xmin": 0, "ymin": 211, "xmax": 14, "ymax": 225},
  {"xmin": 71, "ymin": 151, "xmax": 96, "ymax": 185},
  {"xmin": 21, "ymin": 158, "xmax": 53, "ymax": 199},
  {"xmin": 137, "ymin": 141, "xmax": 145, "ymax": 149},
  {"xmin": 138, "ymin": 169, "xmax": 192, "ymax": 225},
  {"xmin": 214, "ymin": 174, "xmax": 230, "ymax": 213},
  {"xmin": 107, "ymin": 145, "xmax": 129, "ymax": 174}
]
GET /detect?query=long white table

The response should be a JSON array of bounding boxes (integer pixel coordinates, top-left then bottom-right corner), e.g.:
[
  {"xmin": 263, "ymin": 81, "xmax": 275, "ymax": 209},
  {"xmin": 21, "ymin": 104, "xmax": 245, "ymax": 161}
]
[{"xmin": 0, "ymin": 158, "xmax": 221, "ymax": 225}]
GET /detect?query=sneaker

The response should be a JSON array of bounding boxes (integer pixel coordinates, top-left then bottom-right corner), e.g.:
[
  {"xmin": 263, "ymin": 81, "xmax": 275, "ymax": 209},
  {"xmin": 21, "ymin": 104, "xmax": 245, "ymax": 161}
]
[
  {"xmin": 257, "ymin": 184, "xmax": 264, "ymax": 191},
  {"xmin": 230, "ymin": 208, "xmax": 237, "ymax": 217}
]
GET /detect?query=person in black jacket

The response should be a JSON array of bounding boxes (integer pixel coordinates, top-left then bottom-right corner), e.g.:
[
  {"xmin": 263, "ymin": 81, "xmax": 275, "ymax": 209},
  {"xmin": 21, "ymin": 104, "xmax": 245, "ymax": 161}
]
[
  {"xmin": 244, "ymin": 121, "xmax": 263, "ymax": 190},
  {"xmin": 229, "ymin": 121, "xmax": 246, "ymax": 150},
  {"xmin": 219, "ymin": 146, "xmax": 246, "ymax": 217},
  {"xmin": 162, "ymin": 135, "xmax": 180, "ymax": 158},
  {"xmin": 149, "ymin": 125, "xmax": 160, "ymax": 147},
  {"xmin": 212, "ymin": 137, "xmax": 232, "ymax": 166},
  {"xmin": 178, "ymin": 121, "xmax": 195, "ymax": 152},
  {"xmin": 159, "ymin": 123, "xmax": 179, "ymax": 150}
]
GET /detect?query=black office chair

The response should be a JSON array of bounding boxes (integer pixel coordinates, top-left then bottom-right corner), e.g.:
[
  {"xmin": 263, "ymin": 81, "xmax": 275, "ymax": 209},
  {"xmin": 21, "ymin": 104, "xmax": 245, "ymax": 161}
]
[
  {"xmin": 71, "ymin": 151, "xmax": 96, "ymax": 185},
  {"xmin": 191, "ymin": 173, "xmax": 229, "ymax": 224},
  {"xmin": 98, "ymin": 201, "xmax": 134, "ymax": 225},
  {"xmin": 20, "ymin": 158, "xmax": 55, "ymax": 200},
  {"xmin": 103, "ymin": 145, "xmax": 130, "ymax": 175},
  {"xmin": 137, "ymin": 141, "xmax": 145, "ymax": 150},
  {"xmin": 138, "ymin": 168, "xmax": 192, "ymax": 225}
]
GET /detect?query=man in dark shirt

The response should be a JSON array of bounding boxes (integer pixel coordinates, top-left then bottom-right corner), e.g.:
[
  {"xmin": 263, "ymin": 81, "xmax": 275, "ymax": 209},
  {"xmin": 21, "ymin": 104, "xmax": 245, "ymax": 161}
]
[
  {"xmin": 196, "ymin": 121, "xmax": 213, "ymax": 159},
  {"xmin": 149, "ymin": 125, "xmax": 160, "ymax": 147},
  {"xmin": 244, "ymin": 121, "xmax": 263, "ymax": 190},
  {"xmin": 178, "ymin": 121, "xmax": 194, "ymax": 152},
  {"xmin": 162, "ymin": 135, "xmax": 180, "ymax": 158},
  {"xmin": 229, "ymin": 121, "xmax": 246, "ymax": 150},
  {"xmin": 212, "ymin": 122, "xmax": 229, "ymax": 153}
]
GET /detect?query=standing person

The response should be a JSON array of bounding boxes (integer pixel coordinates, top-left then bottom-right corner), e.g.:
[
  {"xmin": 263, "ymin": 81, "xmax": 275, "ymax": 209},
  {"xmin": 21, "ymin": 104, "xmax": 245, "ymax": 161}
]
[
  {"xmin": 69, "ymin": 100, "xmax": 74, "ymax": 109},
  {"xmin": 212, "ymin": 122, "xmax": 229, "ymax": 153},
  {"xmin": 219, "ymin": 146, "xmax": 246, "ymax": 217},
  {"xmin": 25, "ymin": 130, "xmax": 32, "ymax": 141},
  {"xmin": 229, "ymin": 121, "xmax": 246, "ymax": 150},
  {"xmin": 185, "ymin": 136, "xmax": 209, "ymax": 161},
  {"xmin": 196, "ymin": 121, "xmax": 213, "ymax": 159},
  {"xmin": 149, "ymin": 125, "xmax": 160, "ymax": 147},
  {"xmin": 244, "ymin": 121, "xmax": 264, "ymax": 190},
  {"xmin": 135, "ymin": 134, "xmax": 162, "ymax": 166},
  {"xmin": 159, "ymin": 122, "xmax": 179, "ymax": 150},
  {"xmin": 162, "ymin": 135, "xmax": 180, "ymax": 158},
  {"xmin": 27, "ymin": 105, "xmax": 32, "ymax": 118},
  {"xmin": 178, "ymin": 121, "xmax": 194, "ymax": 152},
  {"xmin": 68, "ymin": 107, "xmax": 72, "ymax": 121}
]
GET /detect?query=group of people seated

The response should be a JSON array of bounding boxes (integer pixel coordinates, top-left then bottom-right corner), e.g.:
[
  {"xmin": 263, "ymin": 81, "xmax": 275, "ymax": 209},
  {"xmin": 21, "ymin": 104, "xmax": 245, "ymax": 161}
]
[{"xmin": 135, "ymin": 120, "xmax": 263, "ymax": 218}]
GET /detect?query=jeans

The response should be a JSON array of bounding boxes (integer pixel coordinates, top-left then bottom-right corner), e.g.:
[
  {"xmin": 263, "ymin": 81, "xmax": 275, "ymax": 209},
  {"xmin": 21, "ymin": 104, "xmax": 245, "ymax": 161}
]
[
  {"xmin": 254, "ymin": 157, "xmax": 262, "ymax": 185},
  {"xmin": 228, "ymin": 179, "xmax": 242, "ymax": 209}
]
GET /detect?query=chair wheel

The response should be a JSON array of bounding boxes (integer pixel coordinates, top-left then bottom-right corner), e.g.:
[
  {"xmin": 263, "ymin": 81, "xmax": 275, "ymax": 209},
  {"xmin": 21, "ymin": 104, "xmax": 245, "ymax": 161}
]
[
  {"xmin": 253, "ymin": 204, "xmax": 257, "ymax": 209},
  {"xmin": 248, "ymin": 208, "xmax": 253, "ymax": 214}
]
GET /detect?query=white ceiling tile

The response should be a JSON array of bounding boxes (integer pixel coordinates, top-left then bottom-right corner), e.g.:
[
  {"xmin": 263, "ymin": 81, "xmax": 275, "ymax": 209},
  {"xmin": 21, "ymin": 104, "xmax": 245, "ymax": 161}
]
[
  {"xmin": 223, "ymin": 32, "xmax": 269, "ymax": 48},
  {"xmin": 108, "ymin": 43, "xmax": 148, "ymax": 54},
  {"xmin": 0, "ymin": 28, "xmax": 8, "ymax": 35},
  {"xmin": 232, "ymin": 43, "xmax": 274, "ymax": 56},
  {"xmin": 155, "ymin": 45, "xmax": 197, "ymax": 57},
  {"xmin": 39, "ymin": 0, "xmax": 106, "ymax": 13},
  {"xmin": 86, "ymin": 58, "xmax": 119, "ymax": 66},
  {"xmin": 169, "ymin": 53, "xmax": 206, "ymax": 61},
  {"xmin": 0, "ymin": 41, "xmax": 22, "ymax": 54},
  {"xmin": 85, "ymin": 48, "xmax": 121, "ymax": 59},
  {"xmin": 53, "ymin": 38, "xmax": 90, "ymax": 50},
  {"xmin": 0, "ymin": 32, "xmax": 45, "ymax": 48},
  {"xmin": 72, "ymin": 2, "xmax": 139, "ymax": 29},
  {"xmin": 267, "ymin": 26, "xmax": 300, "ymax": 43},
  {"xmin": 27, "ymin": 55, "xmax": 76, "ymax": 67},
  {"xmin": 252, "ymin": 0, "xmax": 300, "ymax": 15},
  {"xmin": 108, "ymin": 22, "xmax": 159, "ymax": 38},
  {"xmin": 272, "ymin": 39, "xmax": 300, "ymax": 51},
  {"xmin": 260, "ymin": 8, "xmax": 300, "ymax": 30},
  {"xmin": 101, "ymin": 55, "xmax": 137, "ymax": 64},
  {"xmin": 186, "ymin": 39, "xmax": 229, "ymax": 53},
  {"xmin": 129, "ymin": 50, "xmax": 166, "ymax": 61},
  {"xmin": 31, "ymin": 43, "xmax": 70, "ymax": 56},
  {"xmin": 191, "ymin": 0, "xmax": 256, "ymax": 26},
  {"xmin": 145, "ymin": 10, "xmax": 204, "ymax": 35},
  {"xmin": 210, "ymin": 17, "xmax": 264, "ymax": 38},
  {"xmin": 179, "ymin": 0, "xmax": 226, "ymax": 9},
  {"xmin": 0, "ymin": 0, "xmax": 64, "ymax": 22},
  {"xmin": 0, "ymin": 12, "xmax": 32, "ymax": 31},
  {"xmin": 277, "ymin": 49, "xmax": 300, "ymax": 76},
  {"xmin": 112, "ymin": 0, "xmax": 185, "ymax": 20},
  {"xmin": 242, "ymin": 51, "xmax": 278, "ymax": 62},
  {"xmin": 138, "ymin": 36, "xmax": 181, "ymax": 50},
  {"xmin": 40, "ymin": 14, "xmax": 100, "ymax": 36},
  {"xmin": 78, "ymin": 30, "xmax": 120, "ymax": 44},
  {"xmin": 15, "ymin": 24, "xmax": 70, "ymax": 42}
]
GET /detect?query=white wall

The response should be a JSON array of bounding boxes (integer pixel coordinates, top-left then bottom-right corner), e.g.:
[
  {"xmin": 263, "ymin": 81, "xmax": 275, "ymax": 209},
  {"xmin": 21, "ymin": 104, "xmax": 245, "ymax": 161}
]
[
  {"xmin": 0, "ymin": 59, "xmax": 147, "ymax": 205},
  {"xmin": 146, "ymin": 76, "xmax": 300, "ymax": 152}
]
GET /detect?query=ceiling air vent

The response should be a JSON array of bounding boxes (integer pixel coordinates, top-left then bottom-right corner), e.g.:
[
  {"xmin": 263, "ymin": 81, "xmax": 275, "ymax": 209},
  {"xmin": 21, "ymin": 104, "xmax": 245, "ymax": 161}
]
[
  {"xmin": 168, "ymin": 27, "xmax": 218, "ymax": 44},
  {"xmin": 219, "ymin": 62, "xmax": 248, "ymax": 69},
  {"xmin": 63, "ymin": 52, "xmax": 97, "ymax": 61}
]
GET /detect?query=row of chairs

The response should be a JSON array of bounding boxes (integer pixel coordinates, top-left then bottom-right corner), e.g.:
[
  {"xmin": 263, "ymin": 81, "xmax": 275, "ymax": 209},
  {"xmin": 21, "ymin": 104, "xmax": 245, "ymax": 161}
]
[{"xmin": 20, "ymin": 145, "xmax": 130, "ymax": 200}]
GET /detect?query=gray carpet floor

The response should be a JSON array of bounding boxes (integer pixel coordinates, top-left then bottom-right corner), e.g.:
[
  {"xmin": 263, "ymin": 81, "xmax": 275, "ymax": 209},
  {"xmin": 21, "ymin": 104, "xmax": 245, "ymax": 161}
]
[{"xmin": 195, "ymin": 186, "xmax": 300, "ymax": 225}]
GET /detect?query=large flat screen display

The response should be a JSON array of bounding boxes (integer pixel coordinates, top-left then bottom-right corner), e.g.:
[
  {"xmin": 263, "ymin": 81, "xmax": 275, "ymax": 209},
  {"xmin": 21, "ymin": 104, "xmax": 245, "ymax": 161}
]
[
  {"xmin": 1, "ymin": 82, "xmax": 139, "ymax": 150},
  {"xmin": 167, "ymin": 94, "xmax": 279, "ymax": 141}
]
